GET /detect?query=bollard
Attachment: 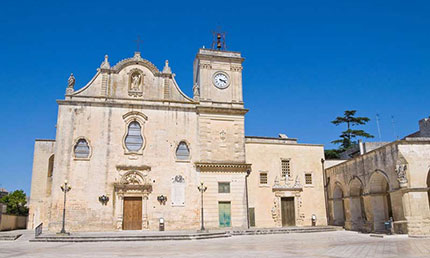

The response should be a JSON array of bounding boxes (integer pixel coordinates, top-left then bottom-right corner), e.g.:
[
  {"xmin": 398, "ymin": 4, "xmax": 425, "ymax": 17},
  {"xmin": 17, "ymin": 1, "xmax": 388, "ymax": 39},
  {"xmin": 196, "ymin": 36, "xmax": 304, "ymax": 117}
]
[{"xmin": 159, "ymin": 218, "xmax": 165, "ymax": 231}]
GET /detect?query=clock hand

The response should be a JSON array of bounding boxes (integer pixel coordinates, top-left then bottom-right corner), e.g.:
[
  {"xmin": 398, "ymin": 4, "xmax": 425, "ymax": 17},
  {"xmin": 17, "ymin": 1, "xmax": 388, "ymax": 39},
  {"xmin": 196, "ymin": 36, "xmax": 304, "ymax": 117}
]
[{"xmin": 219, "ymin": 79, "xmax": 226, "ymax": 83}]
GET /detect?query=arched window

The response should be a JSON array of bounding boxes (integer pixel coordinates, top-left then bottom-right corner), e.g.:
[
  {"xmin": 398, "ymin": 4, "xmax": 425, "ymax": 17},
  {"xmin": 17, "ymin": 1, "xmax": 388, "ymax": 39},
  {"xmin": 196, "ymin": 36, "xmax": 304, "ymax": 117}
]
[
  {"xmin": 47, "ymin": 155, "xmax": 54, "ymax": 177},
  {"xmin": 176, "ymin": 141, "xmax": 190, "ymax": 160},
  {"xmin": 125, "ymin": 121, "xmax": 143, "ymax": 151},
  {"xmin": 74, "ymin": 139, "xmax": 90, "ymax": 158}
]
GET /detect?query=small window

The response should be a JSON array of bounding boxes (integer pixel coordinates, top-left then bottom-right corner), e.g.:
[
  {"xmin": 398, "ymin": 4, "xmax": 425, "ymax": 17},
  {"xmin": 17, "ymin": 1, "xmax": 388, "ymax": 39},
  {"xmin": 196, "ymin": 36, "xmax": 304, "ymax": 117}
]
[
  {"xmin": 260, "ymin": 173, "xmax": 268, "ymax": 185},
  {"xmin": 281, "ymin": 159, "xmax": 291, "ymax": 178},
  {"xmin": 74, "ymin": 139, "xmax": 90, "ymax": 158},
  {"xmin": 47, "ymin": 155, "xmax": 54, "ymax": 177},
  {"xmin": 218, "ymin": 182, "xmax": 230, "ymax": 193},
  {"xmin": 176, "ymin": 141, "xmax": 190, "ymax": 160},
  {"xmin": 305, "ymin": 173, "xmax": 312, "ymax": 185},
  {"xmin": 125, "ymin": 121, "xmax": 143, "ymax": 151}
]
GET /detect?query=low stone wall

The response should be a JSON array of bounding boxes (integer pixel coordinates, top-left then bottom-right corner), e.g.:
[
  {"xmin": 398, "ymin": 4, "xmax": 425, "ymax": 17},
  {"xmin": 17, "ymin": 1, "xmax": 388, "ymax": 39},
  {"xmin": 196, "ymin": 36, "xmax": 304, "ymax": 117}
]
[{"xmin": 0, "ymin": 214, "xmax": 27, "ymax": 231}]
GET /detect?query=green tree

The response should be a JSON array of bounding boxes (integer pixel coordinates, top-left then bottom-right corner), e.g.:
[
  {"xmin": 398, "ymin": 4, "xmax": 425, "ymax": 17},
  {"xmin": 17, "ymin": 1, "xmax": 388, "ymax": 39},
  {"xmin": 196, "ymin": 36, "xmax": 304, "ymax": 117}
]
[
  {"xmin": 0, "ymin": 190, "xmax": 29, "ymax": 216},
  {"xmin": 324, "ymin": 149, "xmax": 341, "ymax": 159},
  {"xmin": 331, "ymin": 110, "xmax": 374, "ymax": 150}
]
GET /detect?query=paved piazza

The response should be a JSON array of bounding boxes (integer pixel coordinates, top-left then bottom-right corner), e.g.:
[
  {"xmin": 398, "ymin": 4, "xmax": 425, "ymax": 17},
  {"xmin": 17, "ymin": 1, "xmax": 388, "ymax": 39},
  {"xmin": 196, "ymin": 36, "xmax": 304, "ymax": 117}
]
[{"xmin": 1, "ymin": 231, "xmax": 429, "ymax": 257}]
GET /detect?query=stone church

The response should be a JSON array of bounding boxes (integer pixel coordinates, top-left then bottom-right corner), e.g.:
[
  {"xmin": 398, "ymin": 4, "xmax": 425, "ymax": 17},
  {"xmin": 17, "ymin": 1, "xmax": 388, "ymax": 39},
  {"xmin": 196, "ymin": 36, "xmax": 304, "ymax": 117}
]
[{"xmin": 28, "ymin": 46, "xmax": 327, "ymax": 232}]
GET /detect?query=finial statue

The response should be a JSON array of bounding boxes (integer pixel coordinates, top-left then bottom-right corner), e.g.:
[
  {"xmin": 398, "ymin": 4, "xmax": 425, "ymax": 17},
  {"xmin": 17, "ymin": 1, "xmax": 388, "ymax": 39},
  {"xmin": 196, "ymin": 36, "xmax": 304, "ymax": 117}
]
[
  {"xmin": 66, "ymin": 73, "xmax": 75, "ymax": 95},
  {"xmin": 68, "ymin": 73, "xmax": 75, "ymax": 88},
  {"xmin": 193, "ymin": 83, "xmax": 200, "ymax": 100},
  {"xmin": 162, "ymin": 60, "xmax": 172, "ymax": 74},
  {"xmin": 100, "ymin": 55, "xmax": 110, "ymax": 69}
]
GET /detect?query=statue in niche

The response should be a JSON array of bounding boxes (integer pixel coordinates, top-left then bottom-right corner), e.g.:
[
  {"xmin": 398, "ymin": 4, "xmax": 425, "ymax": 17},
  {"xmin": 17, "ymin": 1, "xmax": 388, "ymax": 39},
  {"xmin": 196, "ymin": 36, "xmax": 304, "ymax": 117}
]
[
  {"xmin": 128, "ymin": 70, "xmax": 144, "ymax": 97},
  {"xmin": 131, "ymin": 73, "xmax": 141, "ymax": 91}
]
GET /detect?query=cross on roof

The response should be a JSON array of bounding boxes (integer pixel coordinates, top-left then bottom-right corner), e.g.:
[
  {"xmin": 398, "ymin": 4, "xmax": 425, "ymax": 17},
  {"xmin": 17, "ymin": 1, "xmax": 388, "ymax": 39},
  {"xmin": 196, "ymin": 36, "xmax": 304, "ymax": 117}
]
[{"xmin": 134, "ymin": 36, "xmax": 143, "ymax": 52}]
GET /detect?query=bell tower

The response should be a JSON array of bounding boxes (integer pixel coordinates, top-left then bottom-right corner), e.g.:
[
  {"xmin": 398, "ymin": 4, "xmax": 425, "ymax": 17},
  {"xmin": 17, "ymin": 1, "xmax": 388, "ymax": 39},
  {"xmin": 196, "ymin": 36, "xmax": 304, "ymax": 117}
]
[
  {"xmin": 193, "ymin": 33, "xmax": 244, "ymax": 107},
  {"xmin": 194, "ymin": 34, "xmax": 248, "ymax": 164}
]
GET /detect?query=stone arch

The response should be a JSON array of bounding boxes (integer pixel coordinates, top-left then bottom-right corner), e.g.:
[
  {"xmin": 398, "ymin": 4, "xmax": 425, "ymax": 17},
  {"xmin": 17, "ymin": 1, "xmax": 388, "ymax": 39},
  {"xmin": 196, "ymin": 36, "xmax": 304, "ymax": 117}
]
[
  {"xmin": 332, "ymin": 182, "xmax": 346, "ymax": 226},
  {"xmin": 349, "ymin": 177, "xmax": 366, "ymax": 228},
  {"xmin": 368, "ymin": 170, "xmax": 392, "ymax": 232}
]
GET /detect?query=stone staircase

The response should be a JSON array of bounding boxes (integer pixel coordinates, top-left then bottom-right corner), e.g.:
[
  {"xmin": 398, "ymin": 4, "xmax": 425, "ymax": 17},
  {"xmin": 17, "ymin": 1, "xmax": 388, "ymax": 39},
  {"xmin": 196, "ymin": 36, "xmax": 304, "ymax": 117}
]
[
  {"xmin": 230, "ymin": 226, "xmax": 343, "ymax": 236},
  {"xmin": 30, "ymin": 231, "xmax": 231, "ymax": 243},
  {"xmin": 28, "ymin": 226, "xmax": 342, "ymax": 243},
  {"xmin": 0, "ymin": 234, "xmax": 22, "ymax": 241}
]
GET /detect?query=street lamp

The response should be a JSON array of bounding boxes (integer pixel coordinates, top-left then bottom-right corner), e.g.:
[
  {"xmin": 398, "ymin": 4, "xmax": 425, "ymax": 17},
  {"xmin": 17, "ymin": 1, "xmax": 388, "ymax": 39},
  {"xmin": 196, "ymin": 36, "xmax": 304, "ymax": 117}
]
[
  {"xmin": 59, "ymin": 179, "xmax": 71, "ymax": 234},
  {"xmin": 197, "ymin": 182, "xmax": 207, "ymax": 232}
]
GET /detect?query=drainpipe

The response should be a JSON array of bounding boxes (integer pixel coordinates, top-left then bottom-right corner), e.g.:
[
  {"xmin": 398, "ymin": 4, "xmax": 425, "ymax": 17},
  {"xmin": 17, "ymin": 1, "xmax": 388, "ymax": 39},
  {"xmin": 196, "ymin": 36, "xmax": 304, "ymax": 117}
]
[
  {"xmin": 321, "ymin": 158, "xmax": 330, "ymax": 225},
  {"xmin": 245, "ymin": 169, "xmax": 251, "ymax": 229}
]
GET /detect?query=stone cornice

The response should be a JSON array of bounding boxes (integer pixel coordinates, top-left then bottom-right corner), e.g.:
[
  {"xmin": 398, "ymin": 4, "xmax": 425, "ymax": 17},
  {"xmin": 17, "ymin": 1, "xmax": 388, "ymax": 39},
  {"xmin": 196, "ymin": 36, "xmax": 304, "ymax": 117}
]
[
  {"xmin": 195, "ymin": 162, "xmax": 251, "ymax": 173},
  {"xmin": 272, "ymin": 186, "xmax": 303, "ymax": 192},
  {"xmin": 35, "ymin": 139, "xmax": 56, "ymax": 142},
  {"xmin": 196, "ymin": 49, "xmax": 244, "ymax": 63},
  {"xmin": 196, "ymin": 106, "xmax": 248, "ymax": 115},
  {"xmin": 116, "ymin": 165, "xmax": 151, "ymax": 171},
  {"xmin": 57, "ymin": 99, "xmax": 198, "ymax": 112}
]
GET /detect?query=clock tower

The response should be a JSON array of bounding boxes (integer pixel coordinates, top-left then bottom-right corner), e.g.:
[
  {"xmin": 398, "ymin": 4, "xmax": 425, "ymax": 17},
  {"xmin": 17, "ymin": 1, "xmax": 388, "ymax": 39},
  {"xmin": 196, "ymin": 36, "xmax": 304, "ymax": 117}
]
[
  {"xmin": 193, "ymin": 48, "xmax": 244, "ymax": 107},
  {"xmin": 194, "ymin": 44, "xmax": 248, "ymax": 165}
]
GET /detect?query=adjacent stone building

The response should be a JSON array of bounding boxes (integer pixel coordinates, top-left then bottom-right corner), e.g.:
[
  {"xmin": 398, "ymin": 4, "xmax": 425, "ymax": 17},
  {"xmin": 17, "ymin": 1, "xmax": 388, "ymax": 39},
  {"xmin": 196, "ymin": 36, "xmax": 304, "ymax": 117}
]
[
  {"xmin": 28, "ymin": 47, "xmax": 328, "ymax": 232},
  {"xmin": 325, "ymin": 118, "xmax": 430, "ymax": 236}
]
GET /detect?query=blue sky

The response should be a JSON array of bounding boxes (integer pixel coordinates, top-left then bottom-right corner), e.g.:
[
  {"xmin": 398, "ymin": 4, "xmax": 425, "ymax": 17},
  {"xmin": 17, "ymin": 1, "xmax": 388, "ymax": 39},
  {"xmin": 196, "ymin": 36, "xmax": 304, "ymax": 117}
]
[{"xmin": 1, "ymin": 0, "xmax": 429, "ymax": 194}]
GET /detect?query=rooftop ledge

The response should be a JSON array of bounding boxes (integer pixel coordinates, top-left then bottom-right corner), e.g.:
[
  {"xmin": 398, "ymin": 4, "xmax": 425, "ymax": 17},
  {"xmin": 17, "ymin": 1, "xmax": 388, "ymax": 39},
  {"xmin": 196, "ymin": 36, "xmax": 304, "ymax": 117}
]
[{"xmin": 197, "ymin": 48, "xmax": 243, "ymax": 59}]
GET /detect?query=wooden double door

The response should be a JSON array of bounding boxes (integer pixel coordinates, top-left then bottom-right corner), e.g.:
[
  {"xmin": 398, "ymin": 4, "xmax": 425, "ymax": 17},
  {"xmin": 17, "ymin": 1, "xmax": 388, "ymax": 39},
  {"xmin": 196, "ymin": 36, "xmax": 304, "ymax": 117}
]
[
  {"xmin": 281, "ymin": 197, "xmax": 295, "ymax": 226},
  {"xmin": 123, "ymin": 197, "xmax": 142, "ymax": 230}
]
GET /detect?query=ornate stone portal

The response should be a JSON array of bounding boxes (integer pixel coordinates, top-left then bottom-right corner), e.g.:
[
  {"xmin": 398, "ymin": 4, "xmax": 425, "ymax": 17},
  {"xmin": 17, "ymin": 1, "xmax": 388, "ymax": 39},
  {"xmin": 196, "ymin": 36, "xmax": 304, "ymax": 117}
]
[
  {"xmin": 271, "ymin": 176, "xmax": 304, "ymax": 227},
  {"xmin": 114, "ymin": 168, "xmax": 152, "ymax": 230}
]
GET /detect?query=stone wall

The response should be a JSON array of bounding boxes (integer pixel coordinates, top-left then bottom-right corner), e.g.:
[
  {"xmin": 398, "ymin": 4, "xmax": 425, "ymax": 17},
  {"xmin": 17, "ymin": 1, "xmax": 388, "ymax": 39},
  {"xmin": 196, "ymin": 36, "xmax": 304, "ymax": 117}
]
[
  {"xmin": 325, "ymin": 139, "xmax": 430, "ymax": 236},
  {"xmin": 0, "ymin": 214, "xmax": 27, "ymax": 231},
  {"xmin": 27, "ymin": 140, "xmax": 55, "ymax": 229}
]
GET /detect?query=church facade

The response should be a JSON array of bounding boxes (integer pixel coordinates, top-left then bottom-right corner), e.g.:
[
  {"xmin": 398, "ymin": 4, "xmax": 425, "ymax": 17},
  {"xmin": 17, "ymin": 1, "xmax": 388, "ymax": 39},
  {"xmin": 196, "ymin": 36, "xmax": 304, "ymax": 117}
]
[{"xmin": 28, "ymin": 48, "xmax": 327, "ymax": 232}]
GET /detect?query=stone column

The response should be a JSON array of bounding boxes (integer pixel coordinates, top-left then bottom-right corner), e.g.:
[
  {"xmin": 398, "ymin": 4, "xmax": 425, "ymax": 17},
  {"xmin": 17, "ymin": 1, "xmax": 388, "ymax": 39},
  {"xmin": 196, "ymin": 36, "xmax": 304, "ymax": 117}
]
[
  {"xmin": 362, "ymin": 195, "xmax": 373, "ymax": 232},
  {"xmin": 403, "ymin": 190, "xmax": 430, "ymax": 236},
  {"xmin": 327, "ymin": 199, "xmax": 335, "ymax": 225},
  {"xmin": 116, "ymin": 195, "xmax": 123, "ymax": 230},
  {"xmin": 142, "ymin": 195, "xmax": 149, "ymax": 229},
  {"xmin": 343, "ymin": 197, "xmax": 352, "ymax": 230}
]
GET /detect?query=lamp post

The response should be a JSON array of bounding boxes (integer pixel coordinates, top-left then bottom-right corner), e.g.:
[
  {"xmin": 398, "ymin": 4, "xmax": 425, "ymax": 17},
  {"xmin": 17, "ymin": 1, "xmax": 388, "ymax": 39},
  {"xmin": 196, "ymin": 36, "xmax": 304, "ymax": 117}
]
[
  {"xmin": 197, "ymin": 182, "xmax": 207, "ymax": 232},
  {"xmin": 59, "ymin": 180, "xmax": 71, "ymax": 234}
]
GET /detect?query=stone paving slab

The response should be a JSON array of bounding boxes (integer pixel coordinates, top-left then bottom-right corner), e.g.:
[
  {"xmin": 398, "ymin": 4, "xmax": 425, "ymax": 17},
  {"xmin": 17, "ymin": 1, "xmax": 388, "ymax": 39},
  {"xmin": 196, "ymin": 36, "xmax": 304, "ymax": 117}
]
[{"xmin": 0, "ymin": 231, "xmax": 429, "ymax": 257}]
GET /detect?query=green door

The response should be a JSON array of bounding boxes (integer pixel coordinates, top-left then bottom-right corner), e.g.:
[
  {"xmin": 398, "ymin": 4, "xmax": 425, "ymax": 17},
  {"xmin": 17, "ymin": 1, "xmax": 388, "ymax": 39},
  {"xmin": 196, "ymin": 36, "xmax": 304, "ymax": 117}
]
[
  {"xmin": 219, "ymin": 202, "xmax": 231, "ymax": 227},
  {"xmin": 249, "ymin": 207, "xmax": 256, "ymax": 227}
]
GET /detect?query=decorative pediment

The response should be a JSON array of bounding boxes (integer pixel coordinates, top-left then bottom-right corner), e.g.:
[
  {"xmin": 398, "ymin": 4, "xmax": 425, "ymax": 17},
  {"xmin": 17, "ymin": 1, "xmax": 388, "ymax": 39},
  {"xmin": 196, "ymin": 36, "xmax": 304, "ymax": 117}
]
[
  {"xmin": 272, "ymin": 175, "xmax": 303, "ymax": 191},
  {"xmin": 112, "ymin": 52, "xmax": 160, "ymax": 75},
  {"xmin": 114, "ymin": 170, "xmax": 152, "ymax": 194}
]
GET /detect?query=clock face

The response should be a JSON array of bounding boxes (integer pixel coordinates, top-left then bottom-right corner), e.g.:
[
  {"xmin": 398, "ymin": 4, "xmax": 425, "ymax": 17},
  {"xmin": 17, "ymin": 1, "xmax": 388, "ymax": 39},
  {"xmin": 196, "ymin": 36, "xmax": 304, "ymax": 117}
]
[{"xmin": 213, "ymin": 72, "xmax": 230, "ymax": 89}]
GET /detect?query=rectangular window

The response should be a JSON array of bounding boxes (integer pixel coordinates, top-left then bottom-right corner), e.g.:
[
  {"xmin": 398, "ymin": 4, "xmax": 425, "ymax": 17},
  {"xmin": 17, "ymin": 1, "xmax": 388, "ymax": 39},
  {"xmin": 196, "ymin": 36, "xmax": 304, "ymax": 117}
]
[
  {"xmin": 218, "ymin": 182, "xmax": 230, "ymax": 193},
  {"xmin": 305, "ymin": 173, "xmax": 312, "ymax": 185},
  {"xmin": 281, "ymin": 159, "xmax": 291, "ymax": 178},
  {"xmin": 260, "ymin": 173, "xmax": 268, "ymax": 185}
]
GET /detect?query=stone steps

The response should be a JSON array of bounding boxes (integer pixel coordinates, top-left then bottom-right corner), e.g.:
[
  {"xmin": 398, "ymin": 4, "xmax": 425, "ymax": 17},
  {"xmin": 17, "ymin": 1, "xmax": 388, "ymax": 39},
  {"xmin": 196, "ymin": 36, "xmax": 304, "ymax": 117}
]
[
  {"xmin": 0, "ymin": 234, "xmax": 22, "ymax": 241},
  {"xmin": 230, "ymin": 226, "xmax": 343, "ymax": 236},
  {"xmin": 30, "ymin": 232, "xmax": 230, "ymax": 242},
  {"xmin": 29, "ymin": 226, "xmax": 343, "ymax": 243}
]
